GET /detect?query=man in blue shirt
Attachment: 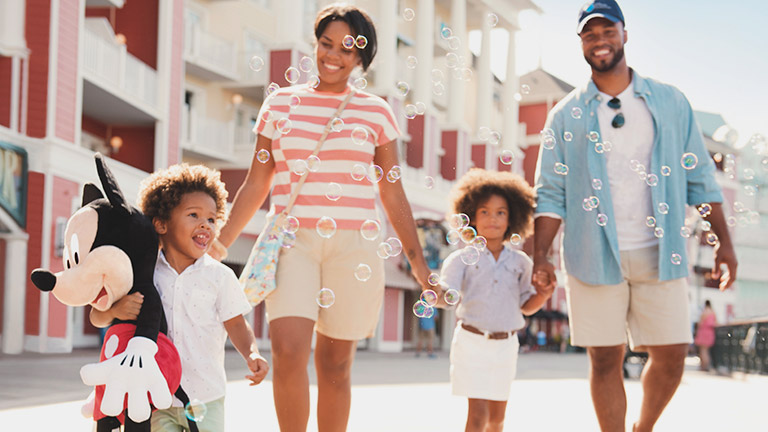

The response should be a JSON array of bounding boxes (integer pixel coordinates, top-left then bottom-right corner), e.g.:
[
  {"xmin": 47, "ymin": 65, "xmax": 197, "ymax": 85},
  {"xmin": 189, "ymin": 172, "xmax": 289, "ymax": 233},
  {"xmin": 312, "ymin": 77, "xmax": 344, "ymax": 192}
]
[{"xmin": 533, "ymin": 1, "xmax": 738, "ymax": 431}]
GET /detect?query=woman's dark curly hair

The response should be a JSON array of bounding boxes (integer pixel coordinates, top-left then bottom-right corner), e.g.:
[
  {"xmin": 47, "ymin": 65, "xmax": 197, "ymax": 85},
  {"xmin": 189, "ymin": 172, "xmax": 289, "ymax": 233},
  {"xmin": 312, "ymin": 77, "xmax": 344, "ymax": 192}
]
[
  {"xmin": 448, "ymin": 168, "xmax": 536, "ymax": 239},
  {"xmin": 137, "ymin": 164, "xmax": 229, "ymax": 228},
  {"xmin": 315, "ymin": 4, "xmax": 377, "ymax": 71}
]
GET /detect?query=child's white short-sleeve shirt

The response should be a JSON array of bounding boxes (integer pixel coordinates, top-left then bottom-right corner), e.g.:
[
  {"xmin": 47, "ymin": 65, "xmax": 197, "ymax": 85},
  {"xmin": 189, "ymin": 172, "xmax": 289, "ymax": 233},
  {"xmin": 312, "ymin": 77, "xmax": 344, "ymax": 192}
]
[{"xmin": 154, "ymin": 252, "xmax": 252, "ymax": 405}]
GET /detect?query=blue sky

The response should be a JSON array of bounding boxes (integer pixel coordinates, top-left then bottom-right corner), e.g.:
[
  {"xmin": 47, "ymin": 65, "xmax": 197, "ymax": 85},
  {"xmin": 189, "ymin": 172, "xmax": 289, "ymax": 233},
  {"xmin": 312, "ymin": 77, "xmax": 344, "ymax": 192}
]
[{"xmin": 471, "ymin": 0, "xmax": 768, "ymax": 147}]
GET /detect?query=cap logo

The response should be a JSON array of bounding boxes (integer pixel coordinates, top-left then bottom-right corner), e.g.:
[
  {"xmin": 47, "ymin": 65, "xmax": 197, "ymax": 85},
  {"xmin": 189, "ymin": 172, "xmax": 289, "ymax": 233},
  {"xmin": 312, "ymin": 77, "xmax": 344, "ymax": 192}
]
[{"xmin": 593, "ymin": 2, "xmax": 613, "ymax": 11}]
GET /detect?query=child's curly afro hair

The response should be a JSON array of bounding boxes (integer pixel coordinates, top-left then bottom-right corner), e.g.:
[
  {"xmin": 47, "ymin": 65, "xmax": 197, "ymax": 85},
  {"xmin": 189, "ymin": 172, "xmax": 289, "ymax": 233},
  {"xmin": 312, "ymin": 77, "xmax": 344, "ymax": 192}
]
[
  {"xmin": 137, "ymin": 163, "xmax": 229, "ymax": 226},
  {"xmin": 448, "ymin": 168, "xmax": 536, "ymax": 239}
]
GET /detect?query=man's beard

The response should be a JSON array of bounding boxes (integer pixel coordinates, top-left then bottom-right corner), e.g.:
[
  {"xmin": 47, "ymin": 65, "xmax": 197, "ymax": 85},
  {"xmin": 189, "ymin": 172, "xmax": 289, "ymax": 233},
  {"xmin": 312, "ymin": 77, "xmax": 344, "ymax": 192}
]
[{"xmin": 585, "ymin": 46, "xmax": 625, "ymax": 73}]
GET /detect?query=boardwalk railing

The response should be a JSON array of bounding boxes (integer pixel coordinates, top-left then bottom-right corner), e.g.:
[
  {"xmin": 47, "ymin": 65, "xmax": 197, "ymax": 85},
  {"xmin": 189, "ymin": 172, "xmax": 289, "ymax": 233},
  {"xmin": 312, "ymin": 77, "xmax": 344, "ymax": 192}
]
[{"xmin": 711, "ymin": 318, "xmax": 768, "ymax": 374}]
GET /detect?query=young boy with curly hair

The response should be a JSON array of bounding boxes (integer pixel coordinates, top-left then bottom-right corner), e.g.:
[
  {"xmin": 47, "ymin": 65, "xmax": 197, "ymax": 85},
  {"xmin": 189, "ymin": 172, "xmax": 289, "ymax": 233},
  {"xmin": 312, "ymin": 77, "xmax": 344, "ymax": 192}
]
[
  {"xmin": 440, "ymin": 168, "xmax": 554, "ymax": 432},
  {"xmin": 93, "ymin": 163, "xmax": 269, "ymax": 432}
]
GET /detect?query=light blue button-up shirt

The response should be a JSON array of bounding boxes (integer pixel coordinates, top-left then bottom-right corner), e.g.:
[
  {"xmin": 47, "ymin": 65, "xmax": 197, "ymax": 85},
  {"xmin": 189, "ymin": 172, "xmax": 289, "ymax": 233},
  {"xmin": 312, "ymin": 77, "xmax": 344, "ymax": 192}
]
[
  {"xmin": 440, "ymin": 245, "xmax": 535, "ymax": 332},
  {"xmin": 534, "ymin": 71, "xmax": 723, "ymax": 285}
]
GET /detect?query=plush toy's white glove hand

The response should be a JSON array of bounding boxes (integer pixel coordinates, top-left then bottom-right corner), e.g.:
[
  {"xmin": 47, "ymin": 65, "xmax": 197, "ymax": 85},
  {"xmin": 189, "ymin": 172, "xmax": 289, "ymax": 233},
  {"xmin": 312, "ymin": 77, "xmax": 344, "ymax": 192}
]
[{"xmin": 80, "ymin": 336, "xmax": 172, "ymax": 423}]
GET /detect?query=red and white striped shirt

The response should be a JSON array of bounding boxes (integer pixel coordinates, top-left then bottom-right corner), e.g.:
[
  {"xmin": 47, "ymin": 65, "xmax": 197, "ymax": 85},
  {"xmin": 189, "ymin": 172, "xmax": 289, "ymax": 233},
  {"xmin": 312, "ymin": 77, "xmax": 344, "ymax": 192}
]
[{"xmin": 254, "ymin": 84, "xmax": 401, "ymax": 230}]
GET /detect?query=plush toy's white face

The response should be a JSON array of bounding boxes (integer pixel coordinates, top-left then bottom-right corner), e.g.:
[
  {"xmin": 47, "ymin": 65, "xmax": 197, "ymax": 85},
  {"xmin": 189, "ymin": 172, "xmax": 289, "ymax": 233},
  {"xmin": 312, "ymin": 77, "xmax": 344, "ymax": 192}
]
[{"xmin": 52, "ymin": 206, "xmax": 134, "ymax": 311}]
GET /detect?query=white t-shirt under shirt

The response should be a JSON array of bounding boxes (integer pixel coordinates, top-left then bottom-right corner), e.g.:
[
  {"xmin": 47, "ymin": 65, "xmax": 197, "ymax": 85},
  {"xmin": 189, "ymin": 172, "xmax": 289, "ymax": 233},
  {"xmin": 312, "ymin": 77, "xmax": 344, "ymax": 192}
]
[
  {"xmin": 254, "ymin": 84, "xmax": 401, "ymax": 231},
  {"xmin": 154, "ymin": 252, "xmax": 252, "ymax": 405},
  {"xmin": 598, "ymin": 80, "xmax": 657, "ymax": 251}
]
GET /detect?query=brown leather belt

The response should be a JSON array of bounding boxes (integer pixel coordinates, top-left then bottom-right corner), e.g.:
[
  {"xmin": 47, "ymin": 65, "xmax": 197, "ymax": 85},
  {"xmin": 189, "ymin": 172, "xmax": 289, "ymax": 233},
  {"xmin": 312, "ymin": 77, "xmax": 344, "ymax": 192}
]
[{"xmin": 461, "ymin": 323, "xmax": 516, "ymax": 340}]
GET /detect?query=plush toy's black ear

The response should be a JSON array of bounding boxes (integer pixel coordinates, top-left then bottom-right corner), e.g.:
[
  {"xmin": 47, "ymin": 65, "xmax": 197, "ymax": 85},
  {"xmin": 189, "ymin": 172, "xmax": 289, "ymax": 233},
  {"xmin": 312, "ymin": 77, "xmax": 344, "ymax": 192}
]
[
  {"xmin": 82, "ymin": 183, "xmax": 103, "ymax": 207},
  {"xmin": 94, "ymin": 153, "xmax": 130, "ymax": 215}
]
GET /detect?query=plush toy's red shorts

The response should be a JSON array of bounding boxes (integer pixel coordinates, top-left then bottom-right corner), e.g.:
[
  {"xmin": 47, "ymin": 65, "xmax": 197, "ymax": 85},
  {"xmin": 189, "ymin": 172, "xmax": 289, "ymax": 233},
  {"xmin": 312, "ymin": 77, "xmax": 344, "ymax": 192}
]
[{"xmin": 93, "ymin": 324, "xmax": 182, "ymax": 423}]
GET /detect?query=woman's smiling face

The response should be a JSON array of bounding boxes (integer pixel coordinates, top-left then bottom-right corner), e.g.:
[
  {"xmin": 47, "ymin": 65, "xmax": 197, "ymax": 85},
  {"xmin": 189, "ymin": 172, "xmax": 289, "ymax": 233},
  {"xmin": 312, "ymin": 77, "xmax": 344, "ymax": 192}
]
[{"xmin": 314, "ymin": 20, "xmax": 361, "ymax": 92}]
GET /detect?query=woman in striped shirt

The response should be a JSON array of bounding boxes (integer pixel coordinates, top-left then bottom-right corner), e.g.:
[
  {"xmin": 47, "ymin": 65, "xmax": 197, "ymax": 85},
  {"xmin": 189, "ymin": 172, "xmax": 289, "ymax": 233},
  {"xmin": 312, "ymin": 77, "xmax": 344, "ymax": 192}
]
[{"xmin": 212, "ymin": 4, "xmax": 432, "ymax": 431}]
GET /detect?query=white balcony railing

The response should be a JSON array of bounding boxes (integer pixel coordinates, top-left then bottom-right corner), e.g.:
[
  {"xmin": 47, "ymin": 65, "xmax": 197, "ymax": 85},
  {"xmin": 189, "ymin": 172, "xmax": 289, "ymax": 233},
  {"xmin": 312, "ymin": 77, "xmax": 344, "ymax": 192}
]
[
  {"xmin": 234, "ymin": 124, "xmax": 255, "ymax": 149},
  {"xmin": 83, "ymin": 24, "xmax": 158, "ymax": 112},
  {"xmin": 181, "ymin": 109, "xmax": 235, "ymax": 159},
  {"xmin": 184, "ymin": 20, "xmax": 238, "ymax": 80}
]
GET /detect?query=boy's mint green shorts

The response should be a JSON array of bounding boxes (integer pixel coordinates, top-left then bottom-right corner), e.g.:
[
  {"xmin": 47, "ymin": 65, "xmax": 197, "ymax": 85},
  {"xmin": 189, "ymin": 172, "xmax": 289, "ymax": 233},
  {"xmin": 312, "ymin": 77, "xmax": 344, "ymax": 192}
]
[{"xmin": 150, "ymin": 397, "xmax": 225, "ymax": 432}]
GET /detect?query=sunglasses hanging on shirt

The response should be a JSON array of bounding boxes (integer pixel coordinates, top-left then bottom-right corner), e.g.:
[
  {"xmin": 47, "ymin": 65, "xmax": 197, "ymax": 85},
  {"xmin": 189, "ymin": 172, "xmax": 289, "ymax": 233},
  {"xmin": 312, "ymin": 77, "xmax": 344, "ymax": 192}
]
[{"xmin": 607, "ymin": 97, "xmax": 625, "ymax": 128}]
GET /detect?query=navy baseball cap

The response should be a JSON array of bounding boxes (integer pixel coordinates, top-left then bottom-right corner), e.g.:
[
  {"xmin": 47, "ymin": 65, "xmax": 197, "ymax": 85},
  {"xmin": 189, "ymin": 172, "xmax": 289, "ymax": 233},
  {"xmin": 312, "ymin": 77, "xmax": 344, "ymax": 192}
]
[{"xmin": 577, "ymin": 0, "xmax": 625, "ymax": 34}]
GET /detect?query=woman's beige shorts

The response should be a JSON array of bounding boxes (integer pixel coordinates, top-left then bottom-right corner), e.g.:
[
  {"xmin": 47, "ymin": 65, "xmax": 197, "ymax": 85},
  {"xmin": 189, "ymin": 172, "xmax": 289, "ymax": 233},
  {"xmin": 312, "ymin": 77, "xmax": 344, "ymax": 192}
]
[
  {"xmin": 565, "ymin": 245, "xmax": 692, "ymax": 351},
  {"xmin": 265, "ymin": 227, "xmax": 385, "ymax": 341}
]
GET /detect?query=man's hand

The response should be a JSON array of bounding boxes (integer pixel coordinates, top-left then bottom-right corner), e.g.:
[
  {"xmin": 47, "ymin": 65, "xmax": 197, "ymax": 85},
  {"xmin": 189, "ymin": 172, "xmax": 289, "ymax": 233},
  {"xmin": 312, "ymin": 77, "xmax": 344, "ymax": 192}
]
[
  {"xmin": 532, "ymin": 258, "xmax": 557, "ymax": 295},
  {"xmin": 245, "ymin": 352, "xmax": 269, "ymax": 386},
  {"xmin": 713, "ymin": 241, "xmax": 738, "ymax": 291},
  {"xmin": 110, "ymin": 292, "xmax": 144, "ymax": 321}
]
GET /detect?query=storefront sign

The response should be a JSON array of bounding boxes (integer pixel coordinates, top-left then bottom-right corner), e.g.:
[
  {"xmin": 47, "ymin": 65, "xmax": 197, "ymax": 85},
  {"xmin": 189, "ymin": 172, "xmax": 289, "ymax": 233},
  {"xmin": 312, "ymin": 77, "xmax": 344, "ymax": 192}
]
[{"xmin": 0, "ymin": 141, "xmax": 28, "ymax": 228}]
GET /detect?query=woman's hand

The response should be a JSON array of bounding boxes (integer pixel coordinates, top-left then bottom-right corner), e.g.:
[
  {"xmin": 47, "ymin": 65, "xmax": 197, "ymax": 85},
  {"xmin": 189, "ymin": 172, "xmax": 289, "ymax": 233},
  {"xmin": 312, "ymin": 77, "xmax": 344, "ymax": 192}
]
[{"xmin": 208, "ymin": 238, "xmax": 228, "ymax": 261}]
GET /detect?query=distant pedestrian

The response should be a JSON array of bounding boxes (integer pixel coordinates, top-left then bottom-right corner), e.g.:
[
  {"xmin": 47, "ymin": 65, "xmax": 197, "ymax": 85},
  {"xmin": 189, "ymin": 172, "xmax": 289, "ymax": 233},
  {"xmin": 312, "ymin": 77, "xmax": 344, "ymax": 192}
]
[
  {"xmin": 537, "ymin": 330, "xmax": 547, "ymax": 350},
  {"xmin": 560, "ymin": 323, "xmax": 571, "ymax": 353},
  {"xmin": 694, "ymin": 300, "xmax": 717, "ymax": 371},
  {"xmin": 441, "ymin": 169, "xmax": 554, "ymax": 432},
  {"xmin": 415, "ymin": 310, "xmax": 438, "ymax": 358}
]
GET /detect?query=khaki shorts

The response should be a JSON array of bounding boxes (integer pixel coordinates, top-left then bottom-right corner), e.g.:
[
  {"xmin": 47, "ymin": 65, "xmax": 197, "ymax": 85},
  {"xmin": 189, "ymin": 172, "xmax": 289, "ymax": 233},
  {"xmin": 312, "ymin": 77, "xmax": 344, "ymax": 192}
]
[
  {"xmin": 151, "ymin": 397, "xmax": 224, "ymax": 432},
  {"xmin": 566, "ymin": 245, "xmax": 692, "ymax": 351},
  {"xmin": 265, "ymin": 227, "xmax": 385, "ymax": 341}
]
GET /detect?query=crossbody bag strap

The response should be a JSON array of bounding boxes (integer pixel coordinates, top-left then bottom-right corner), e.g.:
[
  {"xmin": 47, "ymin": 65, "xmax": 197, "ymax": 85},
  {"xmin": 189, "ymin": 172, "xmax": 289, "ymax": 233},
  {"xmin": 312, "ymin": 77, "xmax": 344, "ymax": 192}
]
[{"xmin": 282, "ymin": 89, "xmax": 356, "ymax": 215}]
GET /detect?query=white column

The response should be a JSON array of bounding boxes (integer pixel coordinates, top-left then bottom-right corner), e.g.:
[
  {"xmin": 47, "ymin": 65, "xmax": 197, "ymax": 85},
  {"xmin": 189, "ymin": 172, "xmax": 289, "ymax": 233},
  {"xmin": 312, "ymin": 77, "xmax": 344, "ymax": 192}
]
[
  {"xmin": 155, "ymin": 0, "xmax": 174, "ymax": 169},
  {"xmin": 10, "ymin": 56, "xmax": 21, "ymax": 132},
  {"xmin": 274, "ymin": 0, "xmax": 305, "ymax": 44},
  {"xmin": 375, "ymin": 0, "xmax": 397, "ymax": 95},
  {"xmin": 503, "ymin": 27, "xmax": 519, "ymax": 151},
  {"xmin": 448, "ymin": 0, "xmax": 467, "ymax": 125},
  {"xmin": 45, "ymin": 0, "xmax": 60, "ymax": 139},
  {"xmin": 2, "ymin": 235, "xmax": 29, "ymax": 354},
  {"xmin": 414, "ymin": 0, "xmax": 434, "ymax": 111},
  {"xmin": 73, "ymin": 0, "xmax": 84, "ymax": 149},
  {"xmin": 476, "ymin": 6, "xmax": 493, "ymax": 135}
]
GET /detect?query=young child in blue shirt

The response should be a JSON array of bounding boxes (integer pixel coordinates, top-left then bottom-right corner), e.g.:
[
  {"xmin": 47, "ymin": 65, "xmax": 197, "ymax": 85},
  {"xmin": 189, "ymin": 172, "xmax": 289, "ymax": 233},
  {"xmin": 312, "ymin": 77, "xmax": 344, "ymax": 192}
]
[{"xmin": 441, "ymin": 168, "xmax": 554, "ymax": 432}]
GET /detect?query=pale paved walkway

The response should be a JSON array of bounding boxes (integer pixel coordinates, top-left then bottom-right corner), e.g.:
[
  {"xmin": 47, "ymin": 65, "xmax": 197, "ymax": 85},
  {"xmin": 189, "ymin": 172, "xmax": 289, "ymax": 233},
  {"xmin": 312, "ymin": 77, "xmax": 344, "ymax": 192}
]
[{"xmin": 1, "ymin": 349, "xmax": 765, "ymax": 431}]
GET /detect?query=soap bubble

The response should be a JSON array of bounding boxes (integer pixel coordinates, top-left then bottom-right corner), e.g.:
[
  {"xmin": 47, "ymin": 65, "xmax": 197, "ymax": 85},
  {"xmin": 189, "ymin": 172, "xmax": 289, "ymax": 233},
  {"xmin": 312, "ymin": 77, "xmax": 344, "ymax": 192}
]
[
  {"xmin": 681, "ymin": 153, "xmax": 698, "ymax": 170},
  {"xmin": 354, "ymin": 263, "xmax": 372, "ymax": 282},
  {"xmin": 249, "ymin": 56, "xmax": 264, "ymax": 72},
  {"xmin": 316, "ymin": 288, "xmax": 335, "ymax": 308},
  {"xmin": 185, "ymin": 399, "xmax": 207, "ymax": 422}
]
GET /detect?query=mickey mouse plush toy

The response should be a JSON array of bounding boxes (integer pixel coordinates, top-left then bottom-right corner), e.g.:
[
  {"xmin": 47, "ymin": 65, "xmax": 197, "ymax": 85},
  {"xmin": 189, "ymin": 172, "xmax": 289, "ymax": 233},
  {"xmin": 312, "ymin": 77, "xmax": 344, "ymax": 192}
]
[{"xmin": 31, "ymin": 154, "xmax": 197, "ymax": 432}]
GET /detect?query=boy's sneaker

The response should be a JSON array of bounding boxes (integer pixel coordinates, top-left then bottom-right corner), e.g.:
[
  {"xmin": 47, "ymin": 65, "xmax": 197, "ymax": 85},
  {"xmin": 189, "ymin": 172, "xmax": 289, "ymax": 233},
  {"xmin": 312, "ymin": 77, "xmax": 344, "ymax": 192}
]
[{"xmin": 428, "ymin": 353, "xmax": 437, "ymax": 359}]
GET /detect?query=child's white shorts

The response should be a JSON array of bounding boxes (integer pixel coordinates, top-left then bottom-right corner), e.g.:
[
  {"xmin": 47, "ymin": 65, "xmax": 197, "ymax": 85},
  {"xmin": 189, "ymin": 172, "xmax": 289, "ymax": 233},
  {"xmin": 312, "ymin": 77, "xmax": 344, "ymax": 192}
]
[{"xmin": 449, "ymin": 324, "xmax": 520, "ymax": 401}]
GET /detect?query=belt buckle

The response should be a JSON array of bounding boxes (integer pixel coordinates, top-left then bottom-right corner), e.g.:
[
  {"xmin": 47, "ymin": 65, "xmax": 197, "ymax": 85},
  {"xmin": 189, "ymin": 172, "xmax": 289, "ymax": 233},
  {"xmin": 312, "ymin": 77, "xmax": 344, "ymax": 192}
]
[{"xmin": 484, "ymin": 331, "xmax": 491, "ymax": 339}]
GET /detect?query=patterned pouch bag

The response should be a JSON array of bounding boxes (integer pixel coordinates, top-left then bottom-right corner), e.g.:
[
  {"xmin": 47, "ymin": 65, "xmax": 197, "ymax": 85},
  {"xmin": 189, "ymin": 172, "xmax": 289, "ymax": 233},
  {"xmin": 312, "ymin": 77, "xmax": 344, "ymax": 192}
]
[{"xmin": 239, "ymin": 209, "xmax": 287, "ymax": 306}]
